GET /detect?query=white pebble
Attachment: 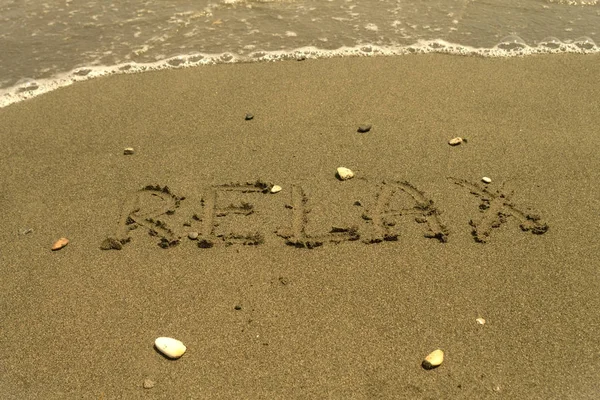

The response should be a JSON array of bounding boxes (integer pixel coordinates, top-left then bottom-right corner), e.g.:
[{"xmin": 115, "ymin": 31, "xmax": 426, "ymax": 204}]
[
  {"xmin": 476, "ymin": 317, "xmax": 486, "ymax": 325},
  {"xmin": 482, "ymin": 177, "xmax": 492, "ymax": 184},
  {"xmin": 154, "ymin": 337, "xmax": 186, "ymax": 359},
  {"xmin": 270, "ymin": 185, "xmax": 282, "ymax": 193},
  {"xmin": 422, "ymin": 349, "xmax": 444, "ymax": 369},
  {"xmin": 448, "ymin": 137, "xmax": 463, "ymax": 146},
  {"xmin": 336, "ymin": 167, "xmax": 355, "ymax": 181}
]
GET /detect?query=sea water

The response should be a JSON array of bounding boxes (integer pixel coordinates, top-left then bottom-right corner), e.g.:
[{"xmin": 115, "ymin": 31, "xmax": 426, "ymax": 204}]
[{"xmin": 0, "ymin": 0, "xmax": 598, "ymax": 108}]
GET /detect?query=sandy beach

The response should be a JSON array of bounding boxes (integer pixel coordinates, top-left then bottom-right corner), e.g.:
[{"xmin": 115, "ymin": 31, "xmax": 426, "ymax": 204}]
[{"xmin": 1, "ymin": 54, "xmax": 599, "ymax": 399}]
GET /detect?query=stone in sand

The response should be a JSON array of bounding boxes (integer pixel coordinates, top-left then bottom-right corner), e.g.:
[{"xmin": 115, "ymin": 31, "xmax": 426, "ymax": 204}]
[
  {"xmin": 270, "ymin": 185, "xmax": 282, "ymax": 194},
  {"xmin": 482, "ymin": 177, "xmax": 492, "ymax": 184},
  {"xmin": 448, "ymin": 137, "xmax": 463, "ymax": 146},
  {"xmin": 422, "ymin": 349, "xmax": 444, "ymax": 370},
  {"xmin": 188, "ymin": 231, "xmax": 199, "ymax": 240},
  {"xmin": 476, "ymin": 317, "xmax": 486, "ymax": 325},
  {"xmin": 357, "ymin": 124, "xmax": 372, "ymax": 133},
  {"xmin": 51, "ymin": 237, "xmax": 69, "ymax": 251},
  {"xmin": 197, "ymin": 239, "xmax": 214, "ymax": 248},
  {"xmin": 100, "ymin": 237, "xmax": 122, "ymax": 250},
  {"xmin": 154, "ymin": 337, "xmax": 186, "ymax": 359},
  {"xmin": 245, "ymin": 113, "xmax": 254, "ymax": 120},
  {"xmin": 123, "ymin": 147, "xmax": 135, "ymax": 155},
  {"xmin": 336, "ymin": 167, "xmax": 355, "ymax": 181},
  {"xmin": 143, "ymin": 379, "xmax": 155, "ymax": 389}
]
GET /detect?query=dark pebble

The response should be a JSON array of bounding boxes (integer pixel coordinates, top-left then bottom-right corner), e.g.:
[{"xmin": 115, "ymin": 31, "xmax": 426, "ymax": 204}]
[
  {"xmin": 198, "ymin": 239, "xmax": 214, "ymax": 248},
  {"xmin": 245, "ymin": 113, "xmax": 254, "ymax": 120},
  {"xmin": 234, "ymin": 305, "xmax": 242, "ymax": 310},
  {"xmin": 99, "ymin": 237, "xmax": 123, "ymax": 250}
]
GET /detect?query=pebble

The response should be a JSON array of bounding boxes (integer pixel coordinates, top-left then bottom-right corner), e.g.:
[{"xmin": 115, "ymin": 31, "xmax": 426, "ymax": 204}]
[
  {"xmin": 336, "ymin": 167, "xmax": 355, "ymax": 181},
  {"xmin": 270, "ymin": 185, "xmax": 282, "ymax": 194},
  {"xmin": 245, "ymin": 113, "xmax": 254, "ymax": 120},
  {"xmin": 123, "ymin": 147, "xmax": 135, "ymax": 155},
  {"xmin": 357, "ymin": 124, "xmax": 372, "ymax": 133},
  {"xmin": 448, "ymin": 137, "xmax": 463, "ymax": 146},
  {"xmin": 476, "ymin": 317, "xmax": 486, "ymax": 325},
  {"xmin": 422, "ymin": 349, "xmax": 444, "ymax": 370},
  {"xmin": 143, "ymin": 379, "xmax": 155, "ymax": 389},
  {"xmin": 188, "ymin": 231, "xmax": 199, "ymax": 240},
  {"xmin": 154, "ymin": 337, "xmax": 186, "ymax": 359},
  {"xmin": 482, "ymin": 177, "xmax": 492, "ymax": 184},
  {"xmin": 99, "ymin": 237, "xmax": 122, "ymax": 250},
  {"xmin": 51, "ymin": 237, "xmax": 69, "ymax": 251}
]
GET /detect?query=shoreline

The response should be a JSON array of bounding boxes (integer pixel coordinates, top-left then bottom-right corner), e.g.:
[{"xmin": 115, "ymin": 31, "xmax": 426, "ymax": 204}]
[{"xmin": 3, "ymin": 43, "xmax": 600, "ymax": 109}]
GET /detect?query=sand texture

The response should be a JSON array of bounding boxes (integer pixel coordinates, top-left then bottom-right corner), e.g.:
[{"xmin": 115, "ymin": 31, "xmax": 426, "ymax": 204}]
[{"xmin": 1, "ymin": 54, "xmax": 599, "ymax": 399}]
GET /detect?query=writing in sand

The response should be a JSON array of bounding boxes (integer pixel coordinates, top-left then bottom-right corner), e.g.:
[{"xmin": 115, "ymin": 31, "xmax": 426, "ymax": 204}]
[{"xmin": 100, "ymin": 178, "xmax": 549, "ymax": 250}]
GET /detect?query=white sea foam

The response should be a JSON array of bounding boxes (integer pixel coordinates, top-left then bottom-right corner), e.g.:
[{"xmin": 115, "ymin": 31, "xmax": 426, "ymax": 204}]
[{"xmin": 1, "ymin": 38, "xmax": 598, "ymax": 109}]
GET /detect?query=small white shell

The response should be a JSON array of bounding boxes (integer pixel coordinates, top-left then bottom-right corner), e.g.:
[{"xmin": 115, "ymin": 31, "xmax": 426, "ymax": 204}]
[
  {"xmin": 482, "ymin": 177, "xmax": 492, "ymax": 184},
  {"xmin": 270, "ymin": 185, "xmax": 282, "ymax": 194},
  {"xmin": 154, "ymin": 337, "xmax": 186, "ymax": 359},
  {"xmin": 422, "ymin": 349, "xmax": 444, "ymax": 369},
  {"xmin": 336, "ymin": 167, "xmax": 355, "ymax": 181},
  {"xmin": 476, "ymin": 317, "xmax": 486, "ymax": 325}
]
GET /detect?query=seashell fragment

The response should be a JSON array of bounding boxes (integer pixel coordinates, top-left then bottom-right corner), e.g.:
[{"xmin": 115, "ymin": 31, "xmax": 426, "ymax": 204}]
[
  {"xmin": 270, "ymin": 185, "xmax": 282, "ymax": 194},
  {"xmin": 123, "ymin": 147, "xmax": 135, "ymax": 155},
  {"xmin": 476, "ymin": 317, "xmax": 486, "ymax": 325},
  {"xmin": 482, "ymin": 177, "xmax": 492, "ymax": 184},
  {"xmin": 448, "ymin": 137, "xmax": 463, "ymax": 146},
  {"xmin": 336, "ymin": 167, "xmax": 354, "ymax": 181},
  {"xmin": 51, "ymin": 237, "xmax": 69, "ymax": 251},
  {"xmin": 154, "ymin": 337, "xmax": 186, "ymax": 359},
  {"xmin": 422, "ymin": 349, "xmax": 444, "ymax": 370}
]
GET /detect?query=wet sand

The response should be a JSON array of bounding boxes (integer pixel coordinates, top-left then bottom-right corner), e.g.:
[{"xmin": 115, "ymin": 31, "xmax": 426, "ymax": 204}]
[{"xmin": 1, "ymin": 54, "xmax": 599, "ymax": 399}]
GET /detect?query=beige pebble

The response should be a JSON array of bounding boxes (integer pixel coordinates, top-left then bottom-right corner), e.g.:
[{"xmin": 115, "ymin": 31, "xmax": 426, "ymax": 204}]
[
  {"xmin": 270, "ymin": 185, "xmax": 282, "ymax": 194},
  {"xmin": 154, "ymin": 337, "xmax": 186, "ymax": 359},
  {"xmin": 476, "ymin": 317, "xmax": 486, "ymax": 325},
  {"xmin": 482, "ymin": 177, "xmax": 492, "ymax": 184},
  {"xmin": 51, "ymin": 237, "xmax": 69, "ymax": 251},
  {"xmin": 123, "ymin": 147, "xmax": 135, "ymax": 155},
  {"xmin": 143, "ymin": 379, "xmax": 155, "ymax": 389},
  {"xmin": 188, "ymin": 231, "xmax": 199, "ymax": 240},
  {"xmin": 336, "ymin": 167, "xmax": 354, "ymax": 181},
  {"xmin": 422, "ymin": 349, "xmax": 444, "ymax": 370},
  {"xmin": 448, "ymin": 137, "xmax": 463, "ymax": 146}
]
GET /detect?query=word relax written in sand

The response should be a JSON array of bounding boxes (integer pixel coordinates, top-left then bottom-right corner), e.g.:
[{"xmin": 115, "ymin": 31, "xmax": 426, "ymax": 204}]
[{"xmin": 100, "ymin": 178, "xmax": 549, "ymax": 250}]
